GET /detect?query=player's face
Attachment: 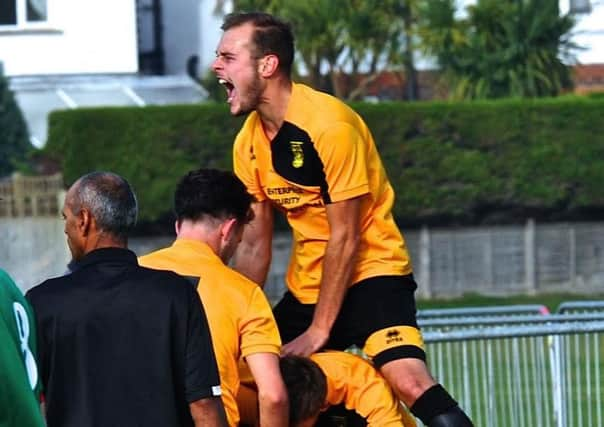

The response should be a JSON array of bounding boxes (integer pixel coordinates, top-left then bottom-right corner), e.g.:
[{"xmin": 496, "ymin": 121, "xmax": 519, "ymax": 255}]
[
  {"xmin": 219, "ymin": 220, "xmax": 245, "ymax": 263},
  {"xmin": 213, "ymin": 23, "xmax": 264, "ymax": 116}
]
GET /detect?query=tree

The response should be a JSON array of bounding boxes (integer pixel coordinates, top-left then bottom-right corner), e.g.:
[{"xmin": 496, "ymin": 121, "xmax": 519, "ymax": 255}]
[
  {"xmin": 343, "ymin": 0, "xmax": 420, "ymax": 101},
  {"xmin": 215, "ymin": 0, "xmax": 421, "ymax": 101},
  {"xmin": 419, "ymin": 0, "xmax": 577, "ymax": 99},
  {"xmin": 0, "ymin": 73, "xmax": 32, "ymax": 177}
]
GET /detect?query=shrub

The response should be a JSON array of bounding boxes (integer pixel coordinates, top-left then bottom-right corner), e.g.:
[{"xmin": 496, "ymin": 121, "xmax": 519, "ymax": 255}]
[
  {"xmin": 45, "ymin": 97, "xmax": 604, "ymax": 226},
  {"xmin": 0, "ymin": 73, "xmax": 32, "ymax": 177}
]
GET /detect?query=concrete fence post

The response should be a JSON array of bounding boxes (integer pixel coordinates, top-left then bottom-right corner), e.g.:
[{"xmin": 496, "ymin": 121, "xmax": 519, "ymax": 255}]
[
  {"xmin": 418, "ymin": 225, "xmax": 432, "ymax": 298},
  {"xmin": 524, "ymin": 218, "xmax": 537, "ymax": 294},
  {"xmin": 569, "ymin": 225, "xmax": 576, "ymax": 287}
]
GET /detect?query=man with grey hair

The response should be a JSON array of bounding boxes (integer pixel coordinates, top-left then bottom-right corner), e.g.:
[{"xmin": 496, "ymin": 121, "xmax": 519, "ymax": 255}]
[{"xmin": 26, "ymin": 171, "xmax": 227, "ymax": 427}]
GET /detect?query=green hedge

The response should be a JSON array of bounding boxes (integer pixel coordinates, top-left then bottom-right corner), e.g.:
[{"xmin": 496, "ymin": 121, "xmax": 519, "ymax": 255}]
[
  {"xmin": 45, "ymin": 97, "xmax": 604, "ymax": 225},
  {"xmin": 0, "ymin": 73, "xmax": 31, "ymax": 176},
  {"xmin": 46, "ymin": 105, "xmax": 243, "ymax": 222}
]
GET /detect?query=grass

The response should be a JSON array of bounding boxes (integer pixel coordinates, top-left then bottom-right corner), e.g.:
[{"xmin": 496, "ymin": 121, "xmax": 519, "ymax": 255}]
[
  {"xmin": 416, "ymin": 293, "xmax": 604, "ymax": 426},
  {"xmin": 427, "ymin": 332, "xmax": 604, "ymax": 427},
  {"xmin": 416, "ymin": 292, "xmax": 604, "ymax": 313}
]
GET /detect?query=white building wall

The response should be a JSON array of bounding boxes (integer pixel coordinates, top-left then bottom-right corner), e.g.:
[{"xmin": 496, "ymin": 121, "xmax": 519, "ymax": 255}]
[
  {"xmin": 198, "ymin": 0, "xmax": 229, "ymax": 72},
  {"xmin": 0, "ymin": 0, "xmax": 138, "ymax": 76},
  {"xmin": 560, "ymin": 0, "xmax": 604, "ymax": 64},
  {"xmin": 162, "ymin": 0, "xmax": 199, "ymax": 75}
]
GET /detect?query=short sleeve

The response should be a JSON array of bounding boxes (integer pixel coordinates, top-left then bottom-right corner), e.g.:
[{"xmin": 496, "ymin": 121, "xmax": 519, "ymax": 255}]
[
  {"xmin": 316, "ymin": 122, "xmax": 369, "ymax": 203},
  {"xmin": 233, "ymin": 130, "xmax": 266, "ymax": 203},
  {"xmin": 25, "ymin": 288, "xmax": 48, "ymax": 397},
  {"xmin": 184, "ymin": 286, "xmax": 222, "ymax": 402},
  {"xmin": 239, "ymin": 286, "xmax": 281, "ymax": 358},
  {"xmin": 0, "ymin": 321, "xmax": 46, "ymax": 427}
]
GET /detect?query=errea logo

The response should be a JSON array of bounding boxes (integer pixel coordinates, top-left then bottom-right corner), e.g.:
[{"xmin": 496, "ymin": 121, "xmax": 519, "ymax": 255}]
[{"xmin": 386, "ymin": 329, "xmax": 404, "ymax": 345}]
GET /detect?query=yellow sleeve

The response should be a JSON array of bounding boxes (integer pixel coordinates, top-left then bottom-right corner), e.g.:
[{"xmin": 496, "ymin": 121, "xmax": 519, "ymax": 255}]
[
  {"xmin": 313, "ymin": 352, "xmax": 411, "ymax": 427},
  {"xmin": 316, "ymin": 122, "xmax": 369, "ymax": 203},
  {"xmin": 239, "ymin": 286, "xmax": 281, "ymax": 357},
  {"xmin": 233, "ymin": 130, "xmax": 266, "ymax": 202}
]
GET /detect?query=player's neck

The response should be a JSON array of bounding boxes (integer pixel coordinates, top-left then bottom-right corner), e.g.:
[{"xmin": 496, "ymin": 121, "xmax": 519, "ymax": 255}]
[
  {"xmin": 257, "ymin": 79, "xmax": 292, "ymax": 140},
  {"xmin": 176, "ymin": 221, "xmax": 220, "ymax": 255}
]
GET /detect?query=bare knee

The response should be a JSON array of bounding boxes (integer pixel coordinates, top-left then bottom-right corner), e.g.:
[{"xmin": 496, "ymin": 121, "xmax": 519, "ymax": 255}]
[{"xmin": 379, "ymin": 358, "xmax": 436, "ymax": 406}]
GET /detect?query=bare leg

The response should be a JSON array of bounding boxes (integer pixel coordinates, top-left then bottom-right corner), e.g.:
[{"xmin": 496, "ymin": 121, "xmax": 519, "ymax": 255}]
[{"xmin": 380, "ymin": 359, "xmax": 473, "ymax": 427}]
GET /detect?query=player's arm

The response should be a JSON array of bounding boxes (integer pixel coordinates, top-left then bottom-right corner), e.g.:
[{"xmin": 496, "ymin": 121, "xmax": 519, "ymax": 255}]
[
  {"xmin": 0, "ymin": 323, "xmax": 46, "ymax": 426},
  {"xmin": 233, "ymin": 200, "xmax": 274, "ymax": 286},
  {"xmin": 246, "ymin": 352, "xmax": 289, "ymax": 426},
  {"xmin": 282, "ymin": 196, "xmax": 362, "ymax": 355},
  {"xmin": 190, "ymin": 397, "xmax": 229, "ymax": 427},
  {"xmin": 310, "ymin": 196, "xmax": 362, "ymax": 345}
]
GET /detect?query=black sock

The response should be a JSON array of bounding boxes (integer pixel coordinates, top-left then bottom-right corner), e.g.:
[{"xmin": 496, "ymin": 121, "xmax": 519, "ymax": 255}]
[
  {"xmin": 428, "ymin": 406, "xmax": 474, "ymax": 427},
  {"xmin": 410, "ymin": 384, "xmax": 457, "ymax": 425}
]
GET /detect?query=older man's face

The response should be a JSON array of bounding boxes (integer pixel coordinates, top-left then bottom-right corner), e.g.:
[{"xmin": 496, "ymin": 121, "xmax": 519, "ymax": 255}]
[{"xmin": 62, "ymin": 186, "xmax": 85, "ymax": 261}]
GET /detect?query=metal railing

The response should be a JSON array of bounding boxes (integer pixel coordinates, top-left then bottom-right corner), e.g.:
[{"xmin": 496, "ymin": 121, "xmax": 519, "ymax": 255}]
[
  {"xmin": 424, "ymin": 316, "xmax": 604, "ymax": 427},
  {"xmin": 557, "ymin": 301, "xmax": 604, "ymax": 314},
  {"xmin": 418, "ymin": 304, "xmax": 549, "ymax": 320}
]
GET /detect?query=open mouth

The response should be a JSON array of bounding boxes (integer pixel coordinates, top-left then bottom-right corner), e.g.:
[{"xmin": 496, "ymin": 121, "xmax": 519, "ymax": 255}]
[{"xmin": 218, "ymin": 78, "xmax": 235, "ymax": 102}]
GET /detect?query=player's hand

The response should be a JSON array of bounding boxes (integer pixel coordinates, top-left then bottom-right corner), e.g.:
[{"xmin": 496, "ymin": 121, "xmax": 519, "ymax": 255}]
[{"xmin": 281, "ymin": 325, "xmax": 329, "ymax": 356}]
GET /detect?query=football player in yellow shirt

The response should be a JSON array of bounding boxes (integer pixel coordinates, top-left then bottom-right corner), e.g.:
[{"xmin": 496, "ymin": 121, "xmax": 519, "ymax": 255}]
[
  {"xmin": 280, "ymin": 352, "xmax": 417, "ymax": 427},
  {"xmin": 240, "ymin": 351, "xmax": 417, "ymax": 427},
  {"xmin": 140, "ymin": 169, "xmax": 287, "ymax": 427},
  {"xmin": 213, "ymin": 11, "xmax": 472, "ymax": 427}
]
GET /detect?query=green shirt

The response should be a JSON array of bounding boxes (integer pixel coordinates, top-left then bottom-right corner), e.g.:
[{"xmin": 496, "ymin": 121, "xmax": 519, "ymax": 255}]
[{"xmin": 0, "ymin": 269, "xmax": 44, "ymax": 427}]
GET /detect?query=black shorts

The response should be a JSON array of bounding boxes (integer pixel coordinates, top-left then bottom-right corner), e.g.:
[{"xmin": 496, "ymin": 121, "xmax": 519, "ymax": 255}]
[{"xmin": 273, "ymin": 274, "xmax": 426, "ymax": 368}]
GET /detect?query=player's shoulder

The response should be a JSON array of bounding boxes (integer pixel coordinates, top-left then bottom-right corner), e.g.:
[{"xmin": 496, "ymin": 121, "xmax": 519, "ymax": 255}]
[
  {"xmin": 294, "ymin": 83, "xmax": 358, "ymax": 123},
  {"xmin": 215, "ymin": 264, "xmax": 262, "ymax": 298},
  {"xmin": 0, "ymin": 268, "xmax": 14, "ymax": 285},
  {"xmin": 235, "ymin": 112, "xmax": 261, "ymax": 145},
  {"xmin": 0, "ymin": 269, "xmax": 23, "ymax": 299},
  {"xmin": 138, "ymin": 247, "xmax": 179, "ymax": 271}
]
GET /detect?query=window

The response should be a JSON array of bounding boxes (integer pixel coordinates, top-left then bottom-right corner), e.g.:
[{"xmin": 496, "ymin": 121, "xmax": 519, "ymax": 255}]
[
  {"xmin": 569, "ymin": 0, "xmax": 591, "ymax": 14},
  {"xmin": 0, "ymin": 0, "xmax": 47, "ymax": 27}
]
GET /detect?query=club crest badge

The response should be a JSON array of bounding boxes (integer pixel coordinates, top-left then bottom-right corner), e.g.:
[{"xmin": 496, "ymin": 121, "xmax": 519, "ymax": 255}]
[{"xmin": 290, "ymin": 141, "xmax": 304, "ymax": 168}]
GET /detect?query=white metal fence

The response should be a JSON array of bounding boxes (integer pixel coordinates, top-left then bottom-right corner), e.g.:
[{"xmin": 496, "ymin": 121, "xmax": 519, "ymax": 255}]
[
  {"xmin": 423, "ymin": 309, "xmax": 604, "ymax": 427},
  {"xmin": 417, "ymin": 304, "xmax": 550, "ymax": 322}
]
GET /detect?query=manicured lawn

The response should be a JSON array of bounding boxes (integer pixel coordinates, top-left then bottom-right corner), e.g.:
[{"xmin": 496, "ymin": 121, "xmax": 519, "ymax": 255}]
[
  {"xmin": 417, "ymin": 292, "xmax": 604, "ymax": 426},
  {"xmin": 417, "ymin": 292, "xmax": 604, "ymax": 313}
]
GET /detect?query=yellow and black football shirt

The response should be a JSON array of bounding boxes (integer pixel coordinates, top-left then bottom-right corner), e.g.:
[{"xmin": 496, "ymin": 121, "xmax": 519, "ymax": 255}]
[
  {"xmin": 139, "ymin": 239, "xmax": 281, "ymax": 427},
  {"xmin": 237, "ymin": 350, "xmax": 416, "ymax": 426},
  {"xmin": 234, "ymin": 82, "xmax": 412, "ymax": 303},
  {"xmin": 312, "ymin": 351, "xmax": 416, "ymax": 427}
]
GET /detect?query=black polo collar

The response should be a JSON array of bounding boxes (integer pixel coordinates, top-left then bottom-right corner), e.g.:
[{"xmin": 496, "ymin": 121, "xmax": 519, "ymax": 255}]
[{"xmin": 71, "ymin": 247, "xmax": 138, "ymax": 272}]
